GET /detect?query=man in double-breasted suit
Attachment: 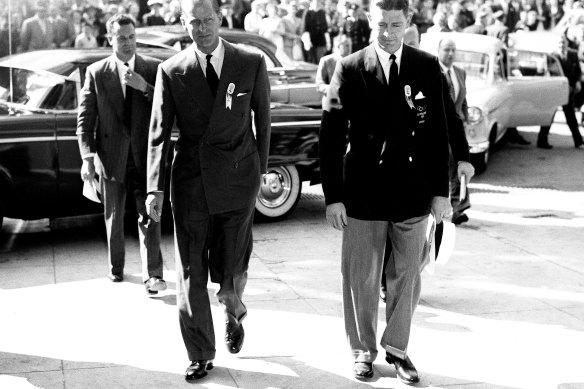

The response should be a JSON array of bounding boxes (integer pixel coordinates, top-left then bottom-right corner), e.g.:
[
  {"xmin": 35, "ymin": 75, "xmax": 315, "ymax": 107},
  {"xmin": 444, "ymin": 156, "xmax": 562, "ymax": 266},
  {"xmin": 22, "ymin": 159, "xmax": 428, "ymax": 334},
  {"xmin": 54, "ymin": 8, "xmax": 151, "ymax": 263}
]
[
  {"xmin": 77, "ymin": 14, "xmax": 166, "ymax": 293},
  {"xmin": 438, "ymin": 37, "xmax": 474, "ymax": 225},
  {"xmin": 145, "ymin": 0, "xmax": 270, "ymax": 380},
  {"xmin": 319, "ymin": 0, "xmax": 451, "ymax": 384}
]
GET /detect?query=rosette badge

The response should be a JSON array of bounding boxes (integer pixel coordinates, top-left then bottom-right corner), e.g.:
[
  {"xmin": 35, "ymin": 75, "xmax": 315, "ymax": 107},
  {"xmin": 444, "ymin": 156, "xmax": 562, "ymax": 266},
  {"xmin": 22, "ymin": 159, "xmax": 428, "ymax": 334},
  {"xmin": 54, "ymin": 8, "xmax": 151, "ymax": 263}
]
[
  {"xmin": 227, "ymin": 83, "xmax": 235, "ymax": 95},
  {"xmin": 226, "ymin": 83, "xmax": 235, "ymax": 110},
  {"xmin": 404, "ymin": 85, "xmax": 415, "ymax": 110}
]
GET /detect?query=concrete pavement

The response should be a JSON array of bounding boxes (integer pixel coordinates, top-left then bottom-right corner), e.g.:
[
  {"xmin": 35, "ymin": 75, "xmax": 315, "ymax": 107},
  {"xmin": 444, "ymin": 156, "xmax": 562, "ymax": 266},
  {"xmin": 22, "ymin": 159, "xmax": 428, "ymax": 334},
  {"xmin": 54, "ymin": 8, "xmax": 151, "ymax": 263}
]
[{"xmin": 1, "ymin": 123, "xmax": 584, "ymax": 389}]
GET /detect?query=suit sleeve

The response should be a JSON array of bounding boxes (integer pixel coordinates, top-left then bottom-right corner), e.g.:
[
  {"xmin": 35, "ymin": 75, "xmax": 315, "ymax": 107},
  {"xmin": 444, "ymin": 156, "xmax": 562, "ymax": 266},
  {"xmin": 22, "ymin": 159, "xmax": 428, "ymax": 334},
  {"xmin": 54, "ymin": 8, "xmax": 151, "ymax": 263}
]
[
  {"xmin": 316, "ymin": 57, "xmax": 328, "ymax": 95},
  {"xmin": 319, "ymin": 60, "xmax": 349, "ymax": 205},
  {"xmin": 76, "ymin": 66, "xmax": 98, "ymax": 158},
  {"xmin": 442, "ymin": 72, "xmax": 470, "ymax": 163},
  {"xmin": 251, "ymin": 56, "xmax": 271, "ymax": 174},
  {"xmin": 429, "ymin": 60, "xmax": 450, "ymax": 198},
  {"xmin": 147, "ymin": 64, "xmax": 176, "ymax": 193}
]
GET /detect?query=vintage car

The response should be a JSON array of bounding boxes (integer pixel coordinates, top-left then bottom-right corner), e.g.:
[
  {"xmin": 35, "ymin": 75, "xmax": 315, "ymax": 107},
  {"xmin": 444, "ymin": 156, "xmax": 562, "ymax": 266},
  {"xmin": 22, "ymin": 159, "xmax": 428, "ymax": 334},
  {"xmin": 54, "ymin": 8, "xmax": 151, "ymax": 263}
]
[
  {"xmin": 420, "ymin": 32, "xmax": 569, "ymax": 172},
  {"xmin": 0, "ymin": 48, "xmax": 321, "ymax": 230},
  {"xmin": 136, "ymin": 26, "xmax": 322, "ymax": 108}
]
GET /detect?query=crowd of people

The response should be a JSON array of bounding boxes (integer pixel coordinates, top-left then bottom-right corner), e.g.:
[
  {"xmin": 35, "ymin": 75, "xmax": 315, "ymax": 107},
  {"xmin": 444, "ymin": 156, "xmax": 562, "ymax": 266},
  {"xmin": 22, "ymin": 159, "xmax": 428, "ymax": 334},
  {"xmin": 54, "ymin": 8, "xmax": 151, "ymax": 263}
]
[{"xmin": 5, "ymin": 0, "xmax": 584, "ymax": 62}]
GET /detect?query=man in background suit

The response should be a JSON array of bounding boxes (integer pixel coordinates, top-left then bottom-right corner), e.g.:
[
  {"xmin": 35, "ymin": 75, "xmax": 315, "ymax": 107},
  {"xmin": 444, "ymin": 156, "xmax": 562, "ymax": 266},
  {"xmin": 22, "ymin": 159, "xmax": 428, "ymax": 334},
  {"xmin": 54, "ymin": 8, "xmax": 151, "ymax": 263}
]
[
  {"xmin": 19, "ymin": 0, "xmax": 54, "ymax": 52},
  {"xmin": 145, "ymin": 0, "xmax": 270, "ymax": 380},
  {"xmin": 437, "ymin": 37, "xmax": 474, "ymax": 225},
  {"xmin": 486, "ymin": 10, "xmax": 509, "ymax": 45},
  {"xmin": 538, "ymin": 34, "xmax": 584, "ymax": 149},
  {"xmin": 316, "ymin": 34, "xmax": 352, "ymax": 106},
  {"xmin": 319, "ymin": 0, "xmax": 451, "ymax": 383},
  {"xmin": 77, "ymin": 14, "xmax": 166, "ymax": 294}
]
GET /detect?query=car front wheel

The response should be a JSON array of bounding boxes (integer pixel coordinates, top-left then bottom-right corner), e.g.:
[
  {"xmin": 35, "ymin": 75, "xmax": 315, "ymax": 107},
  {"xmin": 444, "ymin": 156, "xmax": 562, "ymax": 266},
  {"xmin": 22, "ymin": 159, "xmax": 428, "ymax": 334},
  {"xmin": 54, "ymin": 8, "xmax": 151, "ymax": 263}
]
[{"xmin": 255, "ymin": 165, "xmax": 301, "ymax": 220}]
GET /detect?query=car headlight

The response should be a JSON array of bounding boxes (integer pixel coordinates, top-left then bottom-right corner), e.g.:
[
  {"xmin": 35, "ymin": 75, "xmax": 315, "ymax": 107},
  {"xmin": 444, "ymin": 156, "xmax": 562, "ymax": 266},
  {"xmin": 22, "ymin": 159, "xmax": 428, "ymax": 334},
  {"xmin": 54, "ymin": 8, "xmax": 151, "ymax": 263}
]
[{"xmin": 467, "ymin": 106, "xmax": 483, "ymax": 124}]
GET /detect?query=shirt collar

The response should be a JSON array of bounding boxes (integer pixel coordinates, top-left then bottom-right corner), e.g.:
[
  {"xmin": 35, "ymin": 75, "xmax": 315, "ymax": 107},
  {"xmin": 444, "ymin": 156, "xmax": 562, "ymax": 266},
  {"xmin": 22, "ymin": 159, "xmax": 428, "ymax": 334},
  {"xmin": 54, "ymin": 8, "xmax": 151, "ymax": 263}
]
[
  {"xmin": 373, "ymin": 40, "xmax": 403, "ymax": 66},
  {"xmin": 439, "ymin": 62, "xmax": 452, "ymax": 73},
  {"xmin": 114, "ymin": 54, "xmax": 136, "ymax": 70},
  {"xmin": 193, "ymin": 38, "xmax": 225, "ymax": 63}
]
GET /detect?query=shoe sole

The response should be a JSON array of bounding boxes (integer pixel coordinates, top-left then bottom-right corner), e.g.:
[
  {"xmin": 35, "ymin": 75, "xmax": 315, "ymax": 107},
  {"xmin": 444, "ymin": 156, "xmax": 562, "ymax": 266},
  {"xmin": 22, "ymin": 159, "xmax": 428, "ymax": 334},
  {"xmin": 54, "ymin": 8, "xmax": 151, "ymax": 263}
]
[{"xmin": 149, "ymin": 282, "xmax": 167, "ymax": 292}]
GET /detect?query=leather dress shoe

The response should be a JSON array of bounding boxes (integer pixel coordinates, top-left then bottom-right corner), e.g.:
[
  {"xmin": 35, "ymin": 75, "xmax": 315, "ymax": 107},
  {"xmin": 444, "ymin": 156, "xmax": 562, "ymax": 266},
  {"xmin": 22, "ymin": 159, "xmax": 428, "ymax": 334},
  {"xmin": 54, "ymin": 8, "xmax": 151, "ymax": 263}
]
[
  {"xmin": 353, "ymin": 361, "xmax": 373, "ymax": 379},
  {"xmin": 451, "ymin": 212, "xmax": 469, "ymax": 225},
  {"xmin": 185, "ymin": 360, "xmax": 213, "ymax": 381},
  {"xmin": 225, "ymin": 322, "xmax": 244, "ymax": 354},
  {"xmin": 386, "ymin": 352, "xmax": 419, "ymax": 384},
  {"xmin": 108, "ymin": 274, "xmax": 123, "ymax": 283},
  {"xmin": 145, "ymin": 277, "xmax": 167, "ymax": 295},
  {"xmin": 537, "ymin": 141, "xmax": 553, "ymax": 149}
]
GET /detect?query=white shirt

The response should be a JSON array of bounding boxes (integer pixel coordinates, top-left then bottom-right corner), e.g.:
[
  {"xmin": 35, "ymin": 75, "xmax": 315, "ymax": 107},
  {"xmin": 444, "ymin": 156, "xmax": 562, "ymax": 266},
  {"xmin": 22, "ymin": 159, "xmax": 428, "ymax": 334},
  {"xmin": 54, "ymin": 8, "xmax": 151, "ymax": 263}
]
[
  {"xmin": 194, "ymin": 38, "xmax": 225, "ymax": 79},
  {"xmin": 373, "ymin": 40, "xmax": 403, "ymax": 84},
  {"xmin": 440, "ymin": 63, "xmax": 459, "ymax": 100},
  {"xmin": 113, "ymin": 55, "xmax": 135, "ymax": 98}
]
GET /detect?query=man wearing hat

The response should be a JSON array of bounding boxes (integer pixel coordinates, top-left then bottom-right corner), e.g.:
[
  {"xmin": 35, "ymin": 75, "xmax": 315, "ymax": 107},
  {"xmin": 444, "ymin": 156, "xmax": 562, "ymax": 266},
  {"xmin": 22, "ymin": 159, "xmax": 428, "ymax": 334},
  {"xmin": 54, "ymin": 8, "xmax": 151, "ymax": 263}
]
[{"xmin": 143, "ymin": 0, "xmax": 167, "ymax": 26}]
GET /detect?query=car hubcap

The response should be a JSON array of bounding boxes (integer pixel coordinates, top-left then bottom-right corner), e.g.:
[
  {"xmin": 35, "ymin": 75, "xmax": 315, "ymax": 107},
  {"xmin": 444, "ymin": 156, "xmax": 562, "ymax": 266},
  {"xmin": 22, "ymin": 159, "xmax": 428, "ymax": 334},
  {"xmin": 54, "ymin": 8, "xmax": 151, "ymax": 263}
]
[{"xmin": 258, "ymin": 167, "xmax": 292, "ymax": 209}]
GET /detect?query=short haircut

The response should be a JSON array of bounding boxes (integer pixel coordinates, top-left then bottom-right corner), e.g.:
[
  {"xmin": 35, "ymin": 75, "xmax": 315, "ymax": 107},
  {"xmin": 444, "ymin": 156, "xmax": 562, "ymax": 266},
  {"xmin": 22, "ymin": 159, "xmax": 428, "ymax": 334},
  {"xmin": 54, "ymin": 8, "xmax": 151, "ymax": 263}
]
[
  {"xmin": 372, "ymin": 0, "xmax": 409, "ymax": 16},
  {"xmin": 106, "ymin": 13, "xmax": 135, "ymax": 34},
  {"xmin": 181, "ymin": 0, "xmax": 220, "ymax": 16},
  {"xmin": 438, "ymin": 38, "xmax": 455, "ymax": 49}
]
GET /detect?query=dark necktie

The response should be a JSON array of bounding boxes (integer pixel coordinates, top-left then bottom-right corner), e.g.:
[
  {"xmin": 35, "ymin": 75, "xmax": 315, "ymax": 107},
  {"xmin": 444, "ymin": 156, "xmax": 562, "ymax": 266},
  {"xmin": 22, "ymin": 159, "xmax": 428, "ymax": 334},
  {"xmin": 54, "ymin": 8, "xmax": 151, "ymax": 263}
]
[
  {"xmin": 389, "ymin": 54, "xmax": 398, "ymax": 87},
  {"xmin": 445, "ymin": 68, "xmax": 456, "ymax": 101},
  {"xmin": 123, "ymin": 62, "xmax": 132, "ymax": 130},
  {"xmin": 206, "ymin": 54, "xmax": 219, "ymax": 99}
]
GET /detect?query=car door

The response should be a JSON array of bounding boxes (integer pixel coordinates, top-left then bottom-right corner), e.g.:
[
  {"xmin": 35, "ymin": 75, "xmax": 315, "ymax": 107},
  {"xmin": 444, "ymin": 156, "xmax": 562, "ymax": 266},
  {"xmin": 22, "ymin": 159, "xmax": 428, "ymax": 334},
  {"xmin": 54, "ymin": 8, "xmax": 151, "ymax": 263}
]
[{"xmin": 505, "ymin": 48, "xmax": 569, "ymax": 127}]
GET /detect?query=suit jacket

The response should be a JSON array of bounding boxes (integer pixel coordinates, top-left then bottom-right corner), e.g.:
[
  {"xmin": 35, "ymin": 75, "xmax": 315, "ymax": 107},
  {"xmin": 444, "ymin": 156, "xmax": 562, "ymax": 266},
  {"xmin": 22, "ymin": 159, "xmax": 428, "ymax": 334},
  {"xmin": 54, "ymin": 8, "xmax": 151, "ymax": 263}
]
[
  {"xmin": 441, "ymin": 71, "xmax": 470, "ymax": 164},
  {"xmin": 77, "ymin": 54, "xmax": 161, "ymax": 182},
  {"xmin": 559, "ymin": 48, "xmax": 581, "ymax": 88},
  {"xmin": 316, "ymin": 53, "xmax": 340, "ymax": 103},
  {"xmin": 319, "ymin": 44, "xmax": 450, "ymax": 222},
  {"xmin": 450, "ymin": 65, "xmax": 468, "ymax": 123},
  {"xmin": 147, "ymin": 39, "xmax": 271, "ymax": 215},
  {"xmin": 20, "ymin": 16, "xmax": 54, "ymax": 51}
]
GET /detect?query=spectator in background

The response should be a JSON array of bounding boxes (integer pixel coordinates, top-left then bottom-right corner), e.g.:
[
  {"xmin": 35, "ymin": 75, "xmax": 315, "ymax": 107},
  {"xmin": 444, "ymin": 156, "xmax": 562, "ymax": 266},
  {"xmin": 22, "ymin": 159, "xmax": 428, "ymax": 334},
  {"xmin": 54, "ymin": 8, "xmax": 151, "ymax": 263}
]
[
  {"xmin": 316, "ymin": 34, "xmax": 351, "ymax": 106},
  {"xmin": 20, "ymin": 0, "xmax": 55, "ymax": 51},
  {"xmin": 74, "ymin": 20, "xmax": 98, "ymax": 47},
  {"xmin": 282, "ymin": 0, "xmax": 303, "ymax": 60},
  {"xmin": 426, "ymin": 10, "xmax": 450, "ymax": 33},
  {"xmin": 463, "ymin": 6, "xmax": 490, "ymax": 34},
  {"xmin": 244, "ymin": 0, "xmax": 265, "ymax": 33},
  {"xmin": 259, "ymin": 0, "xmax": 285, "ymax": 53},
  {"xmin": 231, "ymin": 0, "xmax": 250, "ymax": 28},
  {"xmin": 143, "ymin": 0, "xmax": 166, "ymax": 26},
  {"xmin": 51, "ymin": 4, "xmax": 74, "ymax": 48},
  {"xmin": 127, "ymin": 1, "xmax": 143, "ymax": 26},
  {"xmin": 0, "ymin": 11, "xmax": 21, "ymax": 57},
  {"xmin": 342, "ymin": 2, "xmax": 370, "ymax": 54},
  {"xmin": 69, "ymin": 9, "xmax": 84, "ymax": 44},
  {"xmin": 502, "ymin": 0, "xmax": 522, "ymax": 30},
  {"xmin": 221, "ymin": 1, "xmax": 236, "ymax": 28},
  {"xmin": 325, "ymin": 0, "xmax": 342, "ymax": 48},
  {"xmin": 486, "ymin": 9, "xmax": 509, "ymax": 44},
  {"xmin": 302, "ymin": 0, "xmax": 330, "ymax": 64},
  {"xmin": 165, "ymin": 0, "xmax": 182, "ymax": 24}
]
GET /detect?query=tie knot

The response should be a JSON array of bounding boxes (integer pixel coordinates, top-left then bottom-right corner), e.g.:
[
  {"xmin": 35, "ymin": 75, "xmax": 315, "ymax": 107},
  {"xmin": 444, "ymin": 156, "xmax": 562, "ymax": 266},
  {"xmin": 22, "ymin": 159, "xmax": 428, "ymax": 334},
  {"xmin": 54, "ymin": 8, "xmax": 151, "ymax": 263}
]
[
  {"xmin": 124, "ymin": 62, "xmax": 129, "ymax": 67},
  {"xmin": 206, "ymin": 54, "xmax": 212, "ymax": 63},
  {"xmin": 389, "ymin": 54, "xmax": 396, "ymax": 61}
]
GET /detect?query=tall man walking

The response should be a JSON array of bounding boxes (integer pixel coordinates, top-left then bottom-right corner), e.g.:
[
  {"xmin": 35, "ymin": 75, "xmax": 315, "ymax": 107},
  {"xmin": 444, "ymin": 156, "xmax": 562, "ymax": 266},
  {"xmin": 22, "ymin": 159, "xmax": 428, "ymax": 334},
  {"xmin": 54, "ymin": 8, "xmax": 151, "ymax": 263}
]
[
  {"xmin": 319, "ymin": 0, "xmax": 451, "ymax": 384},
  {"xmin": 77, "ymin": 14, "xmax": 166, "ymax": 293},
  {"xmin": 145, "ymin": 0, "xmax": 271, "ymax": 381}
]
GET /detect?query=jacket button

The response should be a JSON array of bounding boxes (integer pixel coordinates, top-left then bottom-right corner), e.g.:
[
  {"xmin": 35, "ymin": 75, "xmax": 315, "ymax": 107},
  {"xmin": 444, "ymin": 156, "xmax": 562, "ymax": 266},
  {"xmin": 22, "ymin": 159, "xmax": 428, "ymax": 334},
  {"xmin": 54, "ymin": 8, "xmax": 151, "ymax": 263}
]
[{"xmin": 234, "ymin": 162, "xmax": 239, "ymax": 168}]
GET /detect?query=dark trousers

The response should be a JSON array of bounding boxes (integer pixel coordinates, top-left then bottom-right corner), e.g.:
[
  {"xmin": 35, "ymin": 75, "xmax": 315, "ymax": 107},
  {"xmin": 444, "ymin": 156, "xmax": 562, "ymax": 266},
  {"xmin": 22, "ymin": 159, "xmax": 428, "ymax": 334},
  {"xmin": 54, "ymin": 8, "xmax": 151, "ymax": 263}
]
[
  {"xmin": 539, "ymin": 93, "xmax": 584, "ymax": 147},
  {"xmin": 173, "ymin": 204, "xmax": 254, "ymax": 361},
  {"xmin": 100, "ymin": 152, "xmax": 163, "ymax": 281}
]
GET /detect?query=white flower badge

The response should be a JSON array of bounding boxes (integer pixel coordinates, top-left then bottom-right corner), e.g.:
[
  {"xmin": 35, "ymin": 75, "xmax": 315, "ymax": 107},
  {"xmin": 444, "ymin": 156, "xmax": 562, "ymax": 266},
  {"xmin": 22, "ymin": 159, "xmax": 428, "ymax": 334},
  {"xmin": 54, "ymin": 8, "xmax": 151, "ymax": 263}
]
[
  {"xmin": 226, "ymin": 83, "xmax": 235, "ymax": 110},
  {"xmin": 404, "ymin": 85, "xmax": 415, "ymax": 110}
]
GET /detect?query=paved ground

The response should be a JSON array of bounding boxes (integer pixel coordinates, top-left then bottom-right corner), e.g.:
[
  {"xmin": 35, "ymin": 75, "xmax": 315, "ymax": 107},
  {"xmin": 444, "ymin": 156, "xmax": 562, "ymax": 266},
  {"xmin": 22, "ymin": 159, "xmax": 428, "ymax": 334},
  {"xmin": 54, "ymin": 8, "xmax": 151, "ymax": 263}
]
[{"xmin": 1, "ymin": 122, "xmax": 583, "ymax": 389}]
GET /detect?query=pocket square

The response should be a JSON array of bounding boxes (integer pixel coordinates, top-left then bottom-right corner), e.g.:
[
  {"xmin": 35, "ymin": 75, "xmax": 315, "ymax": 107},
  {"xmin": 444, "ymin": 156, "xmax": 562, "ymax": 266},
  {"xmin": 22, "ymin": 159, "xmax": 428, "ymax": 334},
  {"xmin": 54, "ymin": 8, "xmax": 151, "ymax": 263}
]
[
  {"xmin": 414, "ymin": 91, "xmax": 425, "ymax": 100},
  {"xmin": 237, "ymin": 92, "xmax": 249, "ymax": 97}
]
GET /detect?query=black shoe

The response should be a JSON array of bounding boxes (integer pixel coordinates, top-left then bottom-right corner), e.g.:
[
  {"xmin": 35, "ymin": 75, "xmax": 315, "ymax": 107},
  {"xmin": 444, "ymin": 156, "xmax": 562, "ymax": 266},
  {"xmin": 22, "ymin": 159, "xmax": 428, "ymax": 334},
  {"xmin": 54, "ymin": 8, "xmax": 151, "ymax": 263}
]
[
  {"xmin": 537, "ymin": 142, "xmax": 553, "ymax": 149},
  {"xmin": 225, "ymin": 322, "xmax": 244, "ymax": 354},
  {"xmin": 451, "ymin": 212, "xmax": 469, "ymax": 225},
  {"xmin": 108, "ymin": 274, "xmax": 123, "ymax": 282},
  {"xmin": 380, "ymin": 285, "xmax": 387, "ymax": 303},
  {"xmin": 514, "ymin": 135, "xmax": 531, "ymax": 145},
  {"xmin": 576, "ymin": 142, "xmax": 584, "ymax": 149},
  {"xmin": 353, "ymin": 361, "xmax": 373, "ymax": 379},
  {"xmin": 386, "ymin": 353, "xmax": 419, "ymax": 384},
  {"xmin": 185, "ymin": 360, "xmax": 213, "ymax": 381}
]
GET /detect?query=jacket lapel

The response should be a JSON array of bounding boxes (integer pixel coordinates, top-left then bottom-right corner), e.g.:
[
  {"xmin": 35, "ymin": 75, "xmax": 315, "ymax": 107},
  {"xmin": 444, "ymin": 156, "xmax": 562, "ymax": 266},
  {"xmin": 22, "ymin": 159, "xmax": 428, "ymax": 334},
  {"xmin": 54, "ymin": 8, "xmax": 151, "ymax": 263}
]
[
  {"xmin": 363, "ymin": 44, "xmax": 387, "ymax": 87},
  {"xmin": 176, "ymin": 48, "xmax": 213, "ymax": 117},
  {"xmin": 213, "ymin": 40, "xmax": 241, "ymax": 111},
  {"xmin": 104, "ymin": 56, "xmax": 125, "ymax": 122}
]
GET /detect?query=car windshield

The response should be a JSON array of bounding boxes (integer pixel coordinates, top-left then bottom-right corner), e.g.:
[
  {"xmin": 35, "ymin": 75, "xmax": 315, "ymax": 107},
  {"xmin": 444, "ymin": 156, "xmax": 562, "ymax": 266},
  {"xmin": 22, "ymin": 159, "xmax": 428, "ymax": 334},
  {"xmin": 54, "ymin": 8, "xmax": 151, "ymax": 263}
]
[
  {"xmin": 0, "ymin": 66, "xmax": 77, "ymax": 110},
  {"xmin": 454, "ymin": 50, "xmax": 490, "ymax": 80}
]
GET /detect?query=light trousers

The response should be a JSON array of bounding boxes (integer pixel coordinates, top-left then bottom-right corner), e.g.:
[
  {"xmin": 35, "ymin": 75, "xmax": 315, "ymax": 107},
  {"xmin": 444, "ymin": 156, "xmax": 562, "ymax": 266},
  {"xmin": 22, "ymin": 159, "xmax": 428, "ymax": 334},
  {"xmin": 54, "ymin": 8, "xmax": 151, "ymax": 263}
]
[{"xmin": 342, "ymin": 215, "xmax": 429, "ymax": 362}]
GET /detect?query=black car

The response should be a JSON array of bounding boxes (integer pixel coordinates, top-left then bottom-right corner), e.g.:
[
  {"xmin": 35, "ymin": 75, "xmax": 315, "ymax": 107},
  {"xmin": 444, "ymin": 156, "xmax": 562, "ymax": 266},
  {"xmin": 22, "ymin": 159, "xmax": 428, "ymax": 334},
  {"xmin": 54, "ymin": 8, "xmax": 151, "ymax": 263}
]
[
  {"xmin": 0, "ymin": 48, "xmax": 322, "ymax": 230},
  {"xmin": 136, "ymin": 26, "xmax": 321, "ymax": 107}
]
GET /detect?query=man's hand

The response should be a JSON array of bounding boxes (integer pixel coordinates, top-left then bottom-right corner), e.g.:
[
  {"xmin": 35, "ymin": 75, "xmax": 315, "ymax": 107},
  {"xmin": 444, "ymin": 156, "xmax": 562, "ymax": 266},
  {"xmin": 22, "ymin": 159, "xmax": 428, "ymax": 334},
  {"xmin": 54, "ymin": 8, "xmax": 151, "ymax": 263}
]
[
  {"xmin": 146, "ymin": 192, "xmax": 164, "ymax": 223},
  {"xmin": 80, "ymin": 158, "xmax": 95, "ymax": 181},
  {"xmin": 431, "ymin": 196, "xmax": 452, "ymax": 224},
  {"xmin": 457, "ymin": 161, "xmax": 475, "ymax": 182},
  {"xmin": 124, "ymin": 69, "xmax": 148, "ymax": 93},
  {"xmin": 326, "ymin": 202, "xmax": 348, "ymax": 231}
]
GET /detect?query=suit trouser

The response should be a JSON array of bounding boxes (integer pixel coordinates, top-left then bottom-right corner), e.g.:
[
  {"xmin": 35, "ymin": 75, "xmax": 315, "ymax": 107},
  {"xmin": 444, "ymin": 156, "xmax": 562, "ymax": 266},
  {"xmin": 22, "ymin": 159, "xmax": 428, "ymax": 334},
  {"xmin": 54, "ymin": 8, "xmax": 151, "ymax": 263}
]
[
  {"xmin": 173, "ymin": 205, "xmax": 254, "ymax": 361},
  {"xmin": 342, "ymin": 215, "xmax": 428, "ymax": 363},
  {"xmin": 539, "ymin": 93, "xmax": 584, "ymax": 146},
  {"xmin": 99, "ymin": 155, "xmax": 163, "ymax": 281}
]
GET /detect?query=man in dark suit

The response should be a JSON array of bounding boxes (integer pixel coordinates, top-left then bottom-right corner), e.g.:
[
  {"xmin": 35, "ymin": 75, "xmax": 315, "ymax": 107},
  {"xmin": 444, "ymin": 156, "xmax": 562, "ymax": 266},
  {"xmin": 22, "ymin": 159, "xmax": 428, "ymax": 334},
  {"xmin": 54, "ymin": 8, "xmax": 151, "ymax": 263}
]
[
  {"xmin": 538, "ymin": 34, "xmax": 584, "ymax": 149},
  {"xmin": 319, "ymin": 0, "xmax": 451, "ymax": 384},
  {"xmin": 145, "ymin": 0, "xmax": 271, "ymax": 380},
  {"xmin": 77, "ymin": 14, "xmax": 166, "ymax": 293},
  {"xmin": 437, "ymin": 37, "xmax": 474, "ymax": 224}
]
